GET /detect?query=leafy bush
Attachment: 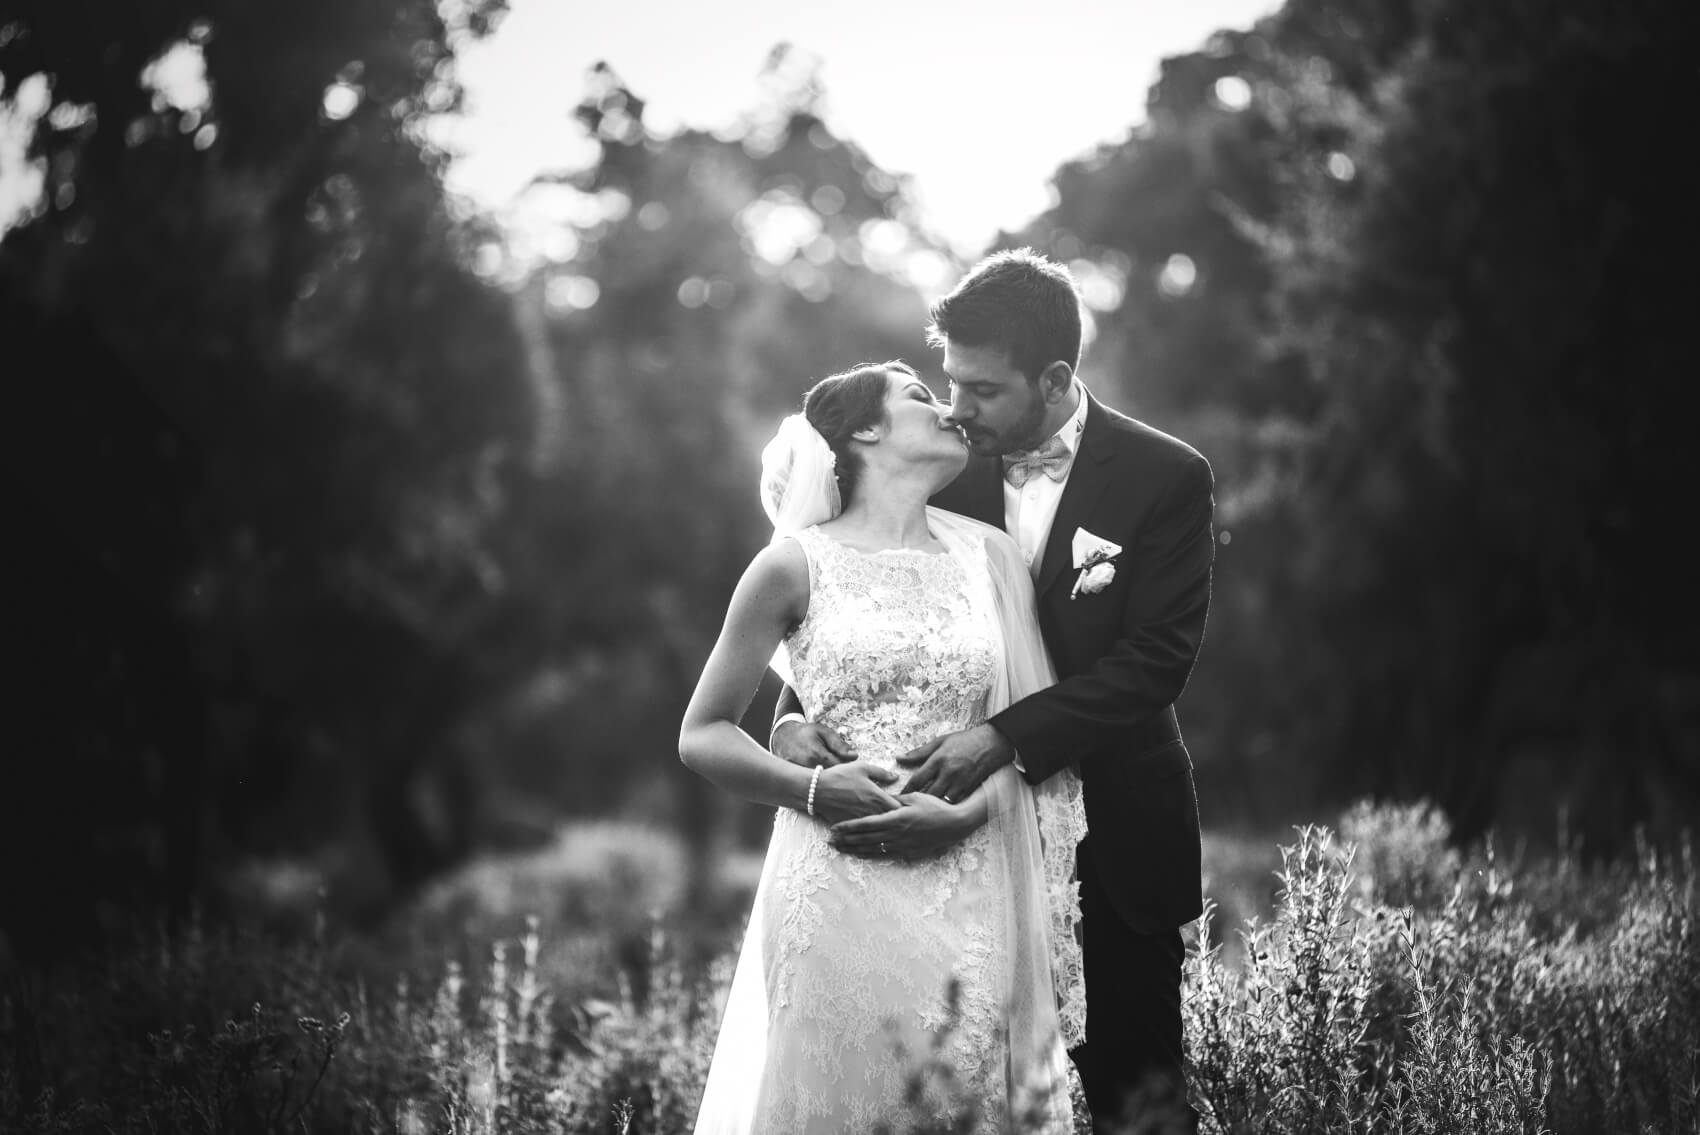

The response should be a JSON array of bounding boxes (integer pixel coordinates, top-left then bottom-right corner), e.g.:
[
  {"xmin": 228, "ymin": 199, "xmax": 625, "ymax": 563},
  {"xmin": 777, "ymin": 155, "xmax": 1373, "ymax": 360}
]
[{"xmin": 1186, "ymin": 805, "xmax": 1697, "ymax": 1135}]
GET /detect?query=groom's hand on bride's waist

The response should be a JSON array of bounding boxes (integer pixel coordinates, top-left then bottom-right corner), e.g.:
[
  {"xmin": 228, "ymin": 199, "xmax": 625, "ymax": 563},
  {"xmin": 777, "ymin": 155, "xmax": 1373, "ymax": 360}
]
[
  {"xmin": 899, "ymin": 724, "xmax": 1015, "ymax": 803},
  {"xmin": 770, "ymin": 719, "xmax": 858, "ymax": 768}
]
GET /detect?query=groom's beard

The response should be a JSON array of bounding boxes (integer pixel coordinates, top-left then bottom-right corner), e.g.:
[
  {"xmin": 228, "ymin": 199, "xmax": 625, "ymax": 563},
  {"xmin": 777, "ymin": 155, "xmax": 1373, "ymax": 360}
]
[{"xmin": 962, "ymin": 396, "xmax": 1048, "ymax": 457}]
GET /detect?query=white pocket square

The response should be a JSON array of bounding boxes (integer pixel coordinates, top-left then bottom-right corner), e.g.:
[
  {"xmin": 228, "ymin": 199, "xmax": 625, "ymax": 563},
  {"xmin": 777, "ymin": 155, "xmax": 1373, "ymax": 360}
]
[{"xmin": 1071, "ymin": 527, "xmax": 1122, "ymax": 569}]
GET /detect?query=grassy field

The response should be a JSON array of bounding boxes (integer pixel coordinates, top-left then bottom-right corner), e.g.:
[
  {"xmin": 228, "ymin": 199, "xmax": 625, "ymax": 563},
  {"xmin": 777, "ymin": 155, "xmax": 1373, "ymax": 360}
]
[{"xmin": 2, "ymin": 802, "xmax": 1694, "ymax": 1134}]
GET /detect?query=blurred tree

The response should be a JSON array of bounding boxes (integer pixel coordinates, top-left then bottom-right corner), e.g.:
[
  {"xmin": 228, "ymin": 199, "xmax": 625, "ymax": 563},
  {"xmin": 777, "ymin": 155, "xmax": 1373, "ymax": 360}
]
[
  {"xmin": 1252, "ymin": 0, "xmax": 1700, "ymax": 847},
  {"xmin": 1005, "ymin": 0, "xmax": 1700, "ymax": 847},
  {"xmin": 2, "ymin": 0, "xmax": 526, "ymax": 949},
  {"xmin": 1, "ymin": 21, "xmax": 953, "ymax": 949},
  {"xmin": 460, "ymin": 56, "xmax": 949, "ymax": 901}
]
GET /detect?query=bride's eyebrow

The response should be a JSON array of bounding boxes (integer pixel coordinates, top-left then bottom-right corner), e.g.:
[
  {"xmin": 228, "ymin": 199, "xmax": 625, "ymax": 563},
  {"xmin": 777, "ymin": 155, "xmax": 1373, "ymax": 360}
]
[{"xmin": 905, "ymin": 382, "xmax": 937, "ymax": 400}]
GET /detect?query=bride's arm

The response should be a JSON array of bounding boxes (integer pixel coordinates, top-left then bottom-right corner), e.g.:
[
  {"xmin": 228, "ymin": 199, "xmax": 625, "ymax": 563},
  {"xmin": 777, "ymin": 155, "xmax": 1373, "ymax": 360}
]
[
  {"xmin": 679, "ymin": 541, "xmax": 815, "ymax": 810},
  {"xmin": 679, "ymin": 541, "xmax": 900, "ymax": 820}
]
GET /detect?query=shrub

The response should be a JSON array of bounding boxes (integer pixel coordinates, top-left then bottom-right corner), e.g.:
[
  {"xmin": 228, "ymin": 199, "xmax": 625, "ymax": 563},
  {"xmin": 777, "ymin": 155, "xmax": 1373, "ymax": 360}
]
[{"xmin": 1185, "ymin": 805, "xmax": 1697, "ymax": 1135}]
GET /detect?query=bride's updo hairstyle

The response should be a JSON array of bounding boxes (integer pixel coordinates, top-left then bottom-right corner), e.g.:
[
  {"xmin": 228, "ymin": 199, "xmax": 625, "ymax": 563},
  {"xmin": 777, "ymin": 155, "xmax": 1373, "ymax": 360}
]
[{"xmin": 802, "ymin": 360, "xmax": 914, "ymax": 507}]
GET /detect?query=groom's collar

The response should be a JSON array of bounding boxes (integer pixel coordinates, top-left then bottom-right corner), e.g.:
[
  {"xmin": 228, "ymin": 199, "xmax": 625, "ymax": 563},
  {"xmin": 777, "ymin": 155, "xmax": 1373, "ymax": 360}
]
[{"xmin": 1076, "ymin": 388, "xmax": 1117, "ymax": 465}]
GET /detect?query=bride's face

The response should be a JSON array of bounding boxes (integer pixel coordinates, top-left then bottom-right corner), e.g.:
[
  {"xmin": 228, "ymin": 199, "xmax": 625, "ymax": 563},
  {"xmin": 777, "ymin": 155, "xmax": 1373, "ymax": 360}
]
[{"xmin": 871, "ymin": 371, "xmax": 969, "ymax": 475}]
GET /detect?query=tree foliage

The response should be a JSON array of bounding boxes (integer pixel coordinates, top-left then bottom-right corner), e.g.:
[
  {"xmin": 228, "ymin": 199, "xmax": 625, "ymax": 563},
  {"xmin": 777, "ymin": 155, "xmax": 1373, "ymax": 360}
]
[
  {"xmin": 2, "ymin": 0, "xmax": 1693, "ymax": 958},
  {"xmin": 1, "ymin": 13, "xmax": 945, "ymax": 952},
  {"xmin": 1007, "ymin": 0, "xmax": 1699, "ymax": 843}
]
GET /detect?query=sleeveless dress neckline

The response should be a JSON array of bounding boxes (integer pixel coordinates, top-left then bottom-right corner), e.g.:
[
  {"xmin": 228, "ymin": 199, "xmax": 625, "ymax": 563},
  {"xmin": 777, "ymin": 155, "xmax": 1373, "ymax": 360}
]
[{"xmin": 805, "ymin": 523, "xmax": 950, "ymax": 558}]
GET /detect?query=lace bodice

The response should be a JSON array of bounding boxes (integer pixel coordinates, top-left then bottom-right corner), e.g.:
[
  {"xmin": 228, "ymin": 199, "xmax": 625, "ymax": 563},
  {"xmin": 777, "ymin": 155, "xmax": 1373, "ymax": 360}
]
[{"xmin": 785, "ymin": 526, "xmax": 999, "ymax": 778}]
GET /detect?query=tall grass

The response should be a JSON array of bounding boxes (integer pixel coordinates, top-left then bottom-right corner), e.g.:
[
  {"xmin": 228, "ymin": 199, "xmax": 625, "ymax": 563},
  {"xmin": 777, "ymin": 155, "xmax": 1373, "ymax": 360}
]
[
  {"xmin": 1, "ymin": 908, "xmax": 722, "ymax": 1135},
  {"xmin": 1, "ymin": 804, "xmax": 1693, "ymax": 1133}
]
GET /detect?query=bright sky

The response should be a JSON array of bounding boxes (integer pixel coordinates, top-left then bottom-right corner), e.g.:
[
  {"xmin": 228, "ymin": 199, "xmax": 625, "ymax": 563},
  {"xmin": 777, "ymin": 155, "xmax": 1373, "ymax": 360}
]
[
  {"xmin": 443, "ymin": 0, "xmax": 1277, "ymax": 256},
  {"xmin": 1, "ymin": 0, "xmax": 1278, "ymax": 251}
]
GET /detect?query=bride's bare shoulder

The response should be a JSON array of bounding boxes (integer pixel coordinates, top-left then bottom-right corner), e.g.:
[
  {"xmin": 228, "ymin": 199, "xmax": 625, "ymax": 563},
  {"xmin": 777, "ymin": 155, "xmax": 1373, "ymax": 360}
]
[
  {"xmin": 736, "ymin": 538, "xmax": 810, "ymax": 617},
  {"xmin": 750, "ymin": 536, "xmax": 809, "ymax": 577}
]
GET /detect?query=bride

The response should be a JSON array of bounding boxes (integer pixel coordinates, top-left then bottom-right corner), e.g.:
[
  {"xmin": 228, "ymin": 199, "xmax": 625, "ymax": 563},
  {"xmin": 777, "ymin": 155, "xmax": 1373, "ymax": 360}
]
[{"xmin": 679, "ymin": 361, "xmax": 1087, "ymax": 1133}]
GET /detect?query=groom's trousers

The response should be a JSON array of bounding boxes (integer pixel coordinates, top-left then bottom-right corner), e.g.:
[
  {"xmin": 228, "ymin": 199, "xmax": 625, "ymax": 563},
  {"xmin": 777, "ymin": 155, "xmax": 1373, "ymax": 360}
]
[{"xmin": 1073, "ymin": 841, "xmax": 1197, "ymax": 1134}]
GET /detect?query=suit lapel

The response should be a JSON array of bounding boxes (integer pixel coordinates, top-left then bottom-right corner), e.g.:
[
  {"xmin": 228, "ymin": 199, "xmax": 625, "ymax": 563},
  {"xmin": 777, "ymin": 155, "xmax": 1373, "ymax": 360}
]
[{"xmin": 1034, "ymin": 393, "xmax": 1119, "ymax": 598}]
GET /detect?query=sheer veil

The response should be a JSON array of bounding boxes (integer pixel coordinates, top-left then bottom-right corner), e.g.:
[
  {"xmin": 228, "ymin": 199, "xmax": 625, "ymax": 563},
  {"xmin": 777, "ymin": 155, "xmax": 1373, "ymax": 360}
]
[
  {"xmin": 759, "ymin": 412, "xmax": 841, "ymax": 539},
  {"xmin": 758, "ymin": 413, "xmax": 839, "ymax": 686},
  {"xmin": 930, "ymin": 508, "xmax": 1089, "ymax": 1063}
]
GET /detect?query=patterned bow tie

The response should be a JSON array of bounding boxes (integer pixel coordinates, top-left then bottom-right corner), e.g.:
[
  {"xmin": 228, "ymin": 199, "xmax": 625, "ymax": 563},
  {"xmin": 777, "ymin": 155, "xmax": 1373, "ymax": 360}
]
[{"xmin": 1002, "ymin": 435, "xmax": 1073, "ymax": 487}]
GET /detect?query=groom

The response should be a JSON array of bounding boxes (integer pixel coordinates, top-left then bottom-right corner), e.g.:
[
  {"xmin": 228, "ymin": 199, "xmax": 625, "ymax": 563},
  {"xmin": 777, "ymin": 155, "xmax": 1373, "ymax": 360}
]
[{"xmin": 772, "ymin": 249, "xmax": 1213, "ymax": 1131}]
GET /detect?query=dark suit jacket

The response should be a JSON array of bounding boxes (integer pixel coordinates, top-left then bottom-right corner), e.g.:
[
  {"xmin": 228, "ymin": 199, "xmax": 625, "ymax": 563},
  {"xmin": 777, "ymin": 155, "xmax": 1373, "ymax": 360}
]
[{"xmin": 778, "ymin": 392, "xmax": 1214, "ymax": 932}]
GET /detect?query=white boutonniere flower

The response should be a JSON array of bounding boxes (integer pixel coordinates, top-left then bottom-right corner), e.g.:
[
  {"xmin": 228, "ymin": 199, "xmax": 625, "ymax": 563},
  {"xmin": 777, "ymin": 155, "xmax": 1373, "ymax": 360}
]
[
  {"xmin": 1073, "ymin": 561, "xmax": 1116, "ymax": 597},
  {"xmin": 1070, "ymin": 527, "xmax": 1122, "ymax": 599}
]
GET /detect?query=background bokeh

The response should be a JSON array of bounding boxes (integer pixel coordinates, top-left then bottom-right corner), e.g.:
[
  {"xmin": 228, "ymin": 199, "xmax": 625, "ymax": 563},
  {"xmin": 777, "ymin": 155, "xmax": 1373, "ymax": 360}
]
[{"xmin": 3, "ymin": 0, "xmax": 1696, "ymax": 971}]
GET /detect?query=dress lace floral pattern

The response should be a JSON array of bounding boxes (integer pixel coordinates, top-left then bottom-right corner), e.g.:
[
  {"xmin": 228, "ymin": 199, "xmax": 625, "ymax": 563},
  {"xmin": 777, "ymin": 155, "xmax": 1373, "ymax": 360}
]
[{"xmin": 718, "ymin": 525, "xmax": 1070, "ymax": 1134}]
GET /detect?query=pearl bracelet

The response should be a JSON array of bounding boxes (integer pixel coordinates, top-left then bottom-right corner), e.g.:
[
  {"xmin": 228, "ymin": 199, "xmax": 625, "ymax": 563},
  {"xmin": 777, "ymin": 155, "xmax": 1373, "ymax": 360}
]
[{"xmin": 806, "ymin": 765, "xmax": 822, "ymax": 817}]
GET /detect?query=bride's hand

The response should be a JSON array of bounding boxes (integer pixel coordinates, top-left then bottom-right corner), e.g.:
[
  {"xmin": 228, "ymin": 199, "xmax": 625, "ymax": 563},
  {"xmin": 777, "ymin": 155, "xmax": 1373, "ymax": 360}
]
[
  {"xmin": 828, "ymin": 793, "xmax": 973, "ymax": 861},
  {"xmin": 811, "ymin": 762, "xmax": 901, "ymax": 824}
]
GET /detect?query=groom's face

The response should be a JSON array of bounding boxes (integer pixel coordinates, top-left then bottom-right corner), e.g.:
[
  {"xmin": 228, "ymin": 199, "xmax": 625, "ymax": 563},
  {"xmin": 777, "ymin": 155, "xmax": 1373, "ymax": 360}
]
[{"xmin": 940, "ymin": 340, "xmax": 1048, "ymax": 457}]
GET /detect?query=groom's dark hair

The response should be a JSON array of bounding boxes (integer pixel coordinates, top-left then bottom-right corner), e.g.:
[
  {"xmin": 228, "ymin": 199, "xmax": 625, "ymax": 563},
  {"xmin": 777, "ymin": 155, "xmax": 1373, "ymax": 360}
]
[{"xmin": 926, "ymin": 248, "xmax": 1082, "ymax": 382}]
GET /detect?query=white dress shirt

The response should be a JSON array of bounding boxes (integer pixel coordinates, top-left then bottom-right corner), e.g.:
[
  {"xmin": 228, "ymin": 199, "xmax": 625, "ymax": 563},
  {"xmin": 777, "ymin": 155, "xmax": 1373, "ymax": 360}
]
[
  {"xmin": 997, "ymin": 386, "xmax": 1086, "ymax": 775},
  {"xmin": 1004, "ymin": 386, "xmax": 1088, "ymax": 579}
]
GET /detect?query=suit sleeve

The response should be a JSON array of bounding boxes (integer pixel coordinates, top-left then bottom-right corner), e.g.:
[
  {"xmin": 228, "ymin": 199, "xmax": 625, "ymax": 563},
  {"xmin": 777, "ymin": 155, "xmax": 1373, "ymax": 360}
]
[
  {"xmin": 990, "ymin": 451, "xmax": 1214, "ymax": 783},
  {"xmin": 771, "ymin": 681, "xmax": 806, "ymax": 739}
]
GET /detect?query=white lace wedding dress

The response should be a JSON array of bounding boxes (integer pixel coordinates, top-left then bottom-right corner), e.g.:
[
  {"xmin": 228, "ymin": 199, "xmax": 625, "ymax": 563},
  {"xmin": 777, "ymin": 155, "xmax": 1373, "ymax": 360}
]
[{"xmin": 694, "ymin": 523, "xmax": 1079, "ymax": 1135}]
